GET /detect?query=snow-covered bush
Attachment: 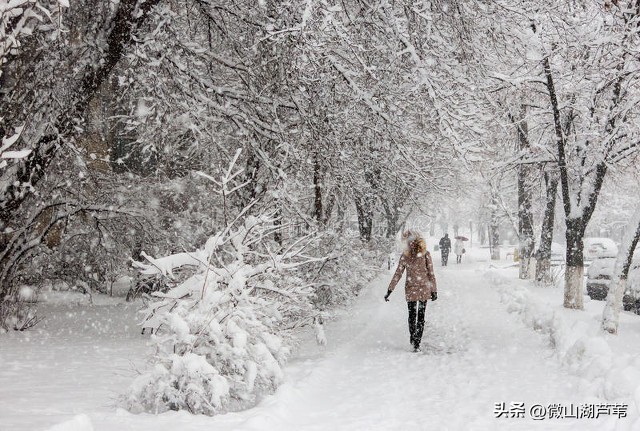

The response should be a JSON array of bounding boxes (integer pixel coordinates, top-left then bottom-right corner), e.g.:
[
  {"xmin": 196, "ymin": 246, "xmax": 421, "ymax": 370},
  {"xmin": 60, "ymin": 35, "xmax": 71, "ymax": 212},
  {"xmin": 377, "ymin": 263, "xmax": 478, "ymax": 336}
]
[
  {"xmin": 122, "ymin": 213, "xmax": 320, "ymax": 415},
  {"xmin": 0, "ymin": 295, "xmax": 40, "ymax": 332},
  {"xmin": 11, "ymin": 170, "xmax": 217, "ymax": 304},
  {"xmin": 121, "ymin": 146, "xmax": 389, "ymax": 414},
  {"xmin": 306, "ymin": 233, "xmax": 390, "ymax": 309}
]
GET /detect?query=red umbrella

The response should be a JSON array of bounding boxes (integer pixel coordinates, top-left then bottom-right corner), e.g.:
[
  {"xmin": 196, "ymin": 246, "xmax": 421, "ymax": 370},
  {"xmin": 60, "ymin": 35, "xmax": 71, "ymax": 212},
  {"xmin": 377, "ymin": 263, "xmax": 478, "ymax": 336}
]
[{"xmin": 455, "ymin": 236, "xmax": 469, "ymax": 241}]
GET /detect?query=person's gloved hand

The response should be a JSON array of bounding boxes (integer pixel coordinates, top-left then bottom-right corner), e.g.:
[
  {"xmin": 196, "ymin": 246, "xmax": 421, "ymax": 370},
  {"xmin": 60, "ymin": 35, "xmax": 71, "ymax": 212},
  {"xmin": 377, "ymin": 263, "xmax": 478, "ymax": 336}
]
[
  {"xmin": 384, "ymin": 290, "xmax": 391, "ymax": 302},
  {"xmin": 431, "ymin": 292, "xmax": 438, "ymax": 301}
]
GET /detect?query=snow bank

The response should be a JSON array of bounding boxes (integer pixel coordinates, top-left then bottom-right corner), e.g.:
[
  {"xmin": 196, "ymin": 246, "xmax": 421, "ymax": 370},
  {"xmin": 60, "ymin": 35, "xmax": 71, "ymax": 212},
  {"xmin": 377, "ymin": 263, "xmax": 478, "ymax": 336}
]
[
  {"xmin": 45, "ymin": 414, "xmax": 93, "ymax": 431},
  {"xmin": 483, "ymin": 269, "xmax": 640, "ymax": 413}
]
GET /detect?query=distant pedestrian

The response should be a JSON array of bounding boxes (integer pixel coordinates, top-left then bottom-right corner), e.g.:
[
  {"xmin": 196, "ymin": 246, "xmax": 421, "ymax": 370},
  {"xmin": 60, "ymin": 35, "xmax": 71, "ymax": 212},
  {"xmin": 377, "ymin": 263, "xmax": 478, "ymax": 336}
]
[
  {"xmin": 454, "ymin": 237, "xmax": 464, "ymax": 264},
  {"xmin": 385, "ymin": 231, "xmax": 438, "ymax": 352},
  {"xmin": 439, "ymin": 233, "xmax": 451, "ymax": 266}
]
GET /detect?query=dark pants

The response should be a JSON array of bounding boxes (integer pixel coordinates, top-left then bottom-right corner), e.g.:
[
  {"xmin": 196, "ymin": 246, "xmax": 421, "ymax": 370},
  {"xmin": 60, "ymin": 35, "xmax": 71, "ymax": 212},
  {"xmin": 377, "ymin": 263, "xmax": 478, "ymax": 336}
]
[
  {"xmin": 408, "ymin": 301, "xmax": 427, "ymax": 348},
  {"xmin": 441, "ymin": 251, "xmax": 449, "ymax": 266}
]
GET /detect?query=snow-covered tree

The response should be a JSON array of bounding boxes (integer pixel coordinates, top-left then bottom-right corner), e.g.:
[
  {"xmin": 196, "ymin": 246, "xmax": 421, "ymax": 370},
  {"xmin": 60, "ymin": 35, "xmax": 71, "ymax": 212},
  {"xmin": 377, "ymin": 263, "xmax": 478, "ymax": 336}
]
[
  {"xmin": 602, "ymin": 202, "xmax": 640, "ymax": 334},
  {"xmin": 122, "ymin": 150, "xmax": 324, "ymax": 414},
  {"xmin": 0, "ymin": 0, "xmax": 161, "ymax": 311},
  {"xmin": 476, "ymin": 0, "xmax": 640, "ymax": 305},
  {"xmin": 123, "ymin": 211, "xmax": 320, "ymax": 414},
  {"xmin": 536, "ymin": 2, "xmax": 640, "ymax": 308}
]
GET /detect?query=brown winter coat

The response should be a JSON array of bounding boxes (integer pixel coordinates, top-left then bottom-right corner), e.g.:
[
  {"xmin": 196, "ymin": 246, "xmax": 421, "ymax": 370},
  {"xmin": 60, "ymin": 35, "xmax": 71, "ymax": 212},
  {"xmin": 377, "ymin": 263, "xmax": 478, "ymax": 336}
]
[{"xmin": 388, "ymin": 251, "xmax": 437, "ymax": 302}]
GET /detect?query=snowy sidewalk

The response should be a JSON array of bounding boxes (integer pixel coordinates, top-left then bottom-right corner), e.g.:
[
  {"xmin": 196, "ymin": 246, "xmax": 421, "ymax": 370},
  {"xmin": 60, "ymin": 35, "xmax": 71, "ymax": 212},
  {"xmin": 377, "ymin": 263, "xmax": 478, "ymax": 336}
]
[
  {"xmin": 2, "ymin": 261, "xmax": 625, "ymax": 430},
  {"xmin": 212, "ymin": 262, "xmax": 610, "ymax": 431},
  {"xmin": 97, "ymin": 261, "xmax": 613, "ymax": 431}
]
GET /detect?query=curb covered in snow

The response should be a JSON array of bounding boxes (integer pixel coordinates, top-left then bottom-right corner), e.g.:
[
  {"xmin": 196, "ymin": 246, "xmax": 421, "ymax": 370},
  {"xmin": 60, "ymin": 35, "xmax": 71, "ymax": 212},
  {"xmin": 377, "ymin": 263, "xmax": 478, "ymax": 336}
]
[{"xmin": 483, "ymin": 268, "xmax": 640, "ymax": 423}]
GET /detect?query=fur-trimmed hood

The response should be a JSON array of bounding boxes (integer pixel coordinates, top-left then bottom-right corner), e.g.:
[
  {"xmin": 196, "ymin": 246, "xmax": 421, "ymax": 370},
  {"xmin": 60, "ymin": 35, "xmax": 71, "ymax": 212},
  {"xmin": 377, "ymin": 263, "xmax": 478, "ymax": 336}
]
[{"xmin": 402, "ymin": 230, "xmax": 427, "ymax": 257}]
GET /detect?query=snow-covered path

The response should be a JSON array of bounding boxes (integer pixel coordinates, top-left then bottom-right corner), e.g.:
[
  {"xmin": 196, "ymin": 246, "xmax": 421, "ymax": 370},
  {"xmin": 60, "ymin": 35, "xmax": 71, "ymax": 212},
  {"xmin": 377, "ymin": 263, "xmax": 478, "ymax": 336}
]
[
  {"xmin": 208, "ymin": 263, "xmax": 596, "ymax": 431},
  {"xmin": 4, "ymin": 257, "xmax": 630, "ymax": 431},
  {"xmin": 89, "ymin": 260, "xmax": 615, "ymax": 431}
]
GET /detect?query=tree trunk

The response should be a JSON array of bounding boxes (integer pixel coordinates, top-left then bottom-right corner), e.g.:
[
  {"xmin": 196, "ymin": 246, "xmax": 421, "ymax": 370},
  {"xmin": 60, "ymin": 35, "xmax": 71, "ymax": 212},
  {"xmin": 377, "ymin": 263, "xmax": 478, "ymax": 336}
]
[
  {"xmin": 273, "ymin": 207, "xmax": 282, "ymax": 245},
  {"xmin": 355, "ymin": 194, "xmax": 374, "ymax": 242},
  {"xmin": 313, "ymin": 152, "xmax": 323, "ymax": 223},
  {"xmin": 490, "ymin": 224, "xmax": 500, "ymax": 260},
  {"xmin": 518, "ymin": 164, "xmax": 534, "ymax": 278},
  {"xmin": 321, "ymin": 193, "xmax": 335, "ymax": 226},
  {"xmin": 564, "ymin": 218, "xmax": 585, "ymax": 309},
  {"xmin": 242, "ymin": 148, "xmax": 262, "ymax": 207},
  {"xmin": 603, "ymin": 278, "xmax": 627, "ymax": 334},
  {"xmin": 535, "ymin": 172, "xmax": 559, "ymax": 285},
  {"xmin": 515, "ymin": 109, "xmax": 534, "ymax": 278},
  {"xmin": 385, "ymin": 211, "xmax": 399, "ymax": 239},
  {"xmin": 489, "ymin": 195, "xmax": 500, "ymax": 260},
  {"xmin": 355, "ymin": 165, "xmax": 379, "ymax": 242},
  {"xmin": 336, "ymin": 199, "xmax": 345, "ymax": 232},
  {"xmin": 381, "ymin": 198, "xmax": 400, "ymax": 239}
]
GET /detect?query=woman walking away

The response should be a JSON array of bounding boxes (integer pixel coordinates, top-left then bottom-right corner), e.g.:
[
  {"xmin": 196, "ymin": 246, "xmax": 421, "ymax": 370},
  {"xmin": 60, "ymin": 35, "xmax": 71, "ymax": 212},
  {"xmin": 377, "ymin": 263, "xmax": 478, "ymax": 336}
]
[
  {"xmin": 454, "ymin": 237, "xmax": 464, "ymax": 264},
  {"xmin": 384, "ymin": 231, "xmax": 438, "ymax": 352}
]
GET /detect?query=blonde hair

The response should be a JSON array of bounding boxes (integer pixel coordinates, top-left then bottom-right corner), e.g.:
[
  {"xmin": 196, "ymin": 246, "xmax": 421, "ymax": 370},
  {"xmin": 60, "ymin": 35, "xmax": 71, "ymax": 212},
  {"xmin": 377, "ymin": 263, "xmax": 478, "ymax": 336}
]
[{"xmin": 402, "ymin": 230, "xmax": 427, "ymax": 257}]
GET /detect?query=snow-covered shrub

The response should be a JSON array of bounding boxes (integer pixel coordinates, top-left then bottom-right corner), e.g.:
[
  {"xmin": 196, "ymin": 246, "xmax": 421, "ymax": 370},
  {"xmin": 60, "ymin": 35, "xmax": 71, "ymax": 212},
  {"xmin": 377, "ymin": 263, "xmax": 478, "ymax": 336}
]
[
  {"xmin": 122, "ymin": 213, "xmax": 320, "ymax": 415},
  {"xmin": 306, "ymin": 233, "xmax": 390, "ymax": 309},
  {"xmin": 10, "ymin": 169, "xmax": 219, "ymax": 306},
  {"xmin": 0, "ymin": 297, "xmax": 41, "ymax": 332}
]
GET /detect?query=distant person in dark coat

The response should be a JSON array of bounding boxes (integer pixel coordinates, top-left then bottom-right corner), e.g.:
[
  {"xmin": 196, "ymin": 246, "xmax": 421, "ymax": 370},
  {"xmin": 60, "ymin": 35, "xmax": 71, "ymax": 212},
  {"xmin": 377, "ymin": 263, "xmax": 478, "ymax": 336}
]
[{"xmin": 439, "ymin": 233, "xmax": 451, "ymax": 266}]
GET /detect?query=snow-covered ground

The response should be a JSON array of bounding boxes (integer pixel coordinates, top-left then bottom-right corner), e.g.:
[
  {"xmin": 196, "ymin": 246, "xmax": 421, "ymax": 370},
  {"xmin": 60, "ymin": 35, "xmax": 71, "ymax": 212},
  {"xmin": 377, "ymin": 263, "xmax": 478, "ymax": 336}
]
[{"xmin": 2, "ymin": 247, "xmax": 640, "ymax": 430}]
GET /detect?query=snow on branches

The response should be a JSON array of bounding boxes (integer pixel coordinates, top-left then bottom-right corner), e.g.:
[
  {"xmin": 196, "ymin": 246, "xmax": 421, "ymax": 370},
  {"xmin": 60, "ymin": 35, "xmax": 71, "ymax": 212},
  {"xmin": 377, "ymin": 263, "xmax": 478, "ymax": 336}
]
[
  {"xmin": 0, "ymin": 0, "xmax": 68, "ymax": 75},
  {"xmin": 123, "ymin": 212, "xmax": 321, "ymax": 415},
  {"xmin": 123, "ymin": 151, "xmax": 324, "ymax": 414},
  {"xmin": 0, "ymin": 124, "xmax": 30, "ymax": 169}
]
